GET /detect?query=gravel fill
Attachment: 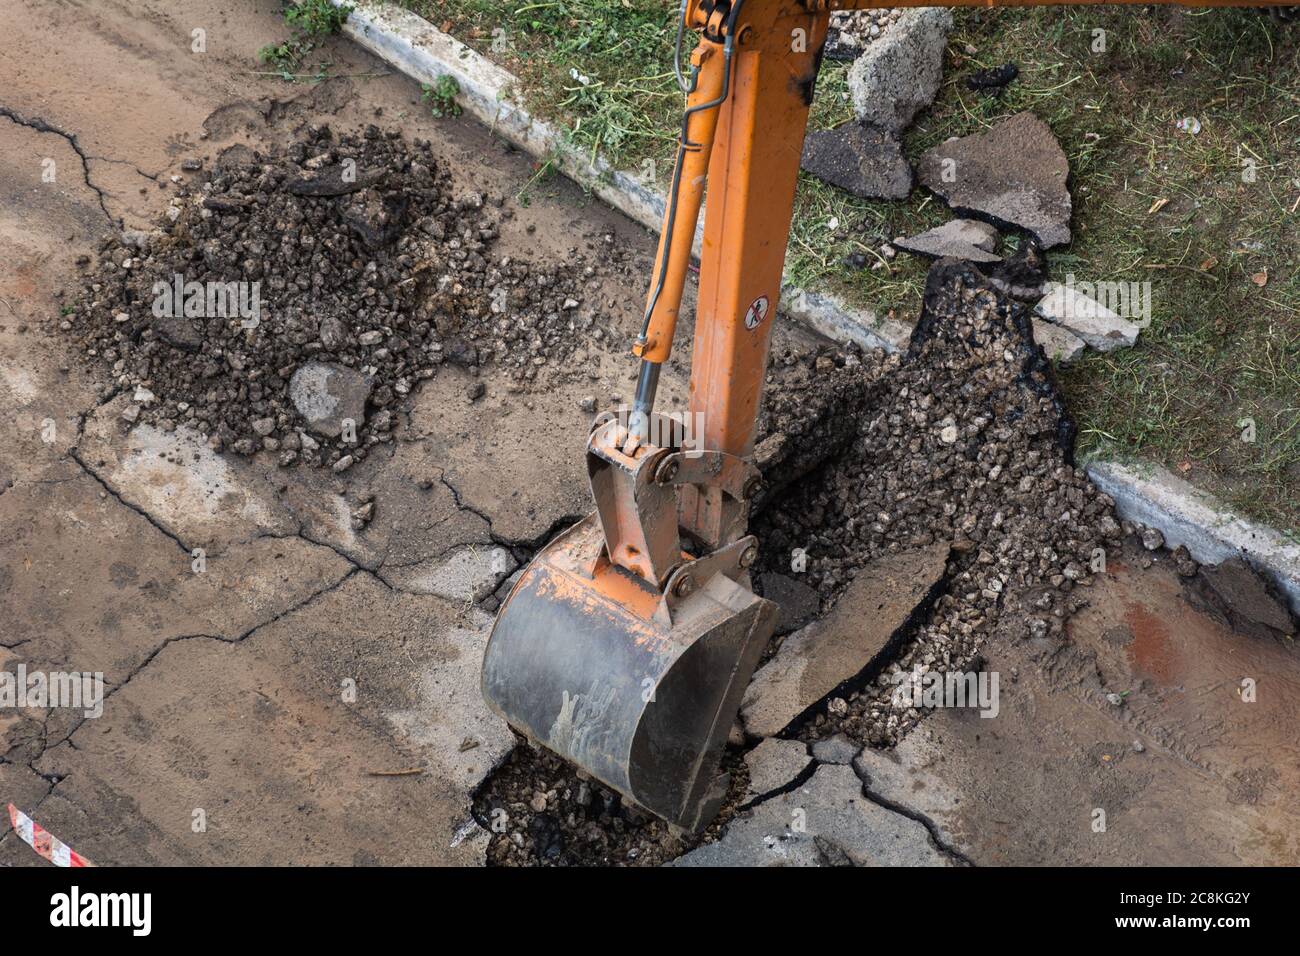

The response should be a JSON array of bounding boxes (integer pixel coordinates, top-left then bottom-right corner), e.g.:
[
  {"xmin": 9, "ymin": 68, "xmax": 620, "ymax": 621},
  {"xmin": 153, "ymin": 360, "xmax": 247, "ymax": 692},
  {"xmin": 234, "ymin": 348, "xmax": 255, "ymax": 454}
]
[{"xmin": 753, "ymin": 258, "xmax": 1122, "ymax": 746}]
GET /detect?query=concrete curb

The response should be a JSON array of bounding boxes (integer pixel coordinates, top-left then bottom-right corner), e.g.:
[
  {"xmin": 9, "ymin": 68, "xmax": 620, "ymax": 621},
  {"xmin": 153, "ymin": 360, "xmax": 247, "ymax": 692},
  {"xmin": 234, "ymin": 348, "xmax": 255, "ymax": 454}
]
[
  {"xmin": 1088, "ymin": 460, "xmax": 1300, "ymax": 614},
  {"xmin": 334, "ymin": 0, "xmax": 1300, "ymax": 611}
]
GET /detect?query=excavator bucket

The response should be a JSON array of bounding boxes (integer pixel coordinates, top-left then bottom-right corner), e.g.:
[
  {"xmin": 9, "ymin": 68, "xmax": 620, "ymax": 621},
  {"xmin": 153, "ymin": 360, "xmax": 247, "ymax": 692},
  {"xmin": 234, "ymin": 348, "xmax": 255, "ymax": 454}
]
[
  {"xmin": 482, "ymin": 514, "xmax": 777, "ymax": 832},
  {"xmin": 482, "ymin": 7, "xmax": 819, "ymax": 834}
]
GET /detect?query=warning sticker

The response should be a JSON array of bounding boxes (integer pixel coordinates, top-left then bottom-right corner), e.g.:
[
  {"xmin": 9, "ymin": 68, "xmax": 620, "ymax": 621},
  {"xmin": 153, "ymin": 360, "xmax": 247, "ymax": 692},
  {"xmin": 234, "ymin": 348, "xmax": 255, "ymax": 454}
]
[{"xmin": 743, "ymin": 295, "xmax": 770, "ymax": 331}]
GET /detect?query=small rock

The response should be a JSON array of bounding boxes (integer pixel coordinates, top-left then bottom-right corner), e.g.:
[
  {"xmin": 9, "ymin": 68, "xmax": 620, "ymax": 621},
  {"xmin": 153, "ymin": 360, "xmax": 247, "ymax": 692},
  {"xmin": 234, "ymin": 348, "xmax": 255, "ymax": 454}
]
[
  {"xmin": 289, "ymin": 362, "xmax": 373, "ymax": 438},
  {"xmin": 318, "ymin": 315, "xmax": 347, "ymax": 350},
  {"xmin": 1171, "ymin": 545, "xmax": 1199, "ymax": 578},
  {"xmin": 1140, "ymin": 527, "xmax": 1165, "ymax": 551},
  {"xmin": 918, "ymin": 112, "xmax": 1072, "ymax": 249},
  {"xmin": 892, "ymin": 219, "xmax": 1001, "ymax": 263}
]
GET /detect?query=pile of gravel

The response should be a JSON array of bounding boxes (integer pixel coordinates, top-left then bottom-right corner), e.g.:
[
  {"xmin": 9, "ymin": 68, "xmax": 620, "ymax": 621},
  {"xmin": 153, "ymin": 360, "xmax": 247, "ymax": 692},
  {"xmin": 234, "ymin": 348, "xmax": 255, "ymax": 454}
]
[
  {"xmin": 62, "ymin": 125, "xmax": 605, "ymax": 469},
  {"xmin": 753, "ymin": 259, "xmax": 1123, "ymax": 746}
]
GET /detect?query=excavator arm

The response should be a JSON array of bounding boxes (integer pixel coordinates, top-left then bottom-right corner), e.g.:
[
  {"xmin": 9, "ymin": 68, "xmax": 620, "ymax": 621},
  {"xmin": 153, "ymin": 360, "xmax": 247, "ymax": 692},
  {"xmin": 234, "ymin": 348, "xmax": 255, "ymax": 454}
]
[{"xmin": 483, "ymin": 0, "xmax": 1279, "ymax": 832}]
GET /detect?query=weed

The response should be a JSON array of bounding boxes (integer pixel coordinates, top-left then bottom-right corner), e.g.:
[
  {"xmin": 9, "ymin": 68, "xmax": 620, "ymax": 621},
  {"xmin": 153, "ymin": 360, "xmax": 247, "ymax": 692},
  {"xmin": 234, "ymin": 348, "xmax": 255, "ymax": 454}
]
[
  {"xmin": 286, "ymin": 0, "xmax": 352, "ymax": 36},
  {"xmin": 258, "ymin": 0, "xmax": 354, "ymax": 82},
  {"xmin": 422, "ymin": 76, "xmax": 463, "ymax": 118}
]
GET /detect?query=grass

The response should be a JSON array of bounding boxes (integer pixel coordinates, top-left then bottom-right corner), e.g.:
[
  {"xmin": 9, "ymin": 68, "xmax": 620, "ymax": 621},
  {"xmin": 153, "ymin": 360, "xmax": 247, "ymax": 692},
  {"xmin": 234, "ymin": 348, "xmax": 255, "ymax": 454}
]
[
  {"xmin": 407, "ymin": 0, "xmax": 683, "ymax": 167},
  {"xmin": 400, "ymin": 2, "xmax": 1298, "ymax": 531},
  {"xmin": 258, "ymin": 0, "xmax": 355, "ymax": 81},
  {"xmin": 422, "ymin": 76, "xmax": 463, "ymax": 117}
]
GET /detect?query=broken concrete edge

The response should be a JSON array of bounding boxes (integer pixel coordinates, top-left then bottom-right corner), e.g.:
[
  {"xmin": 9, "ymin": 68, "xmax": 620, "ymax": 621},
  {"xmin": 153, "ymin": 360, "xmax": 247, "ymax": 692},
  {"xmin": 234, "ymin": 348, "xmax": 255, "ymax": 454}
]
[
  {"xmin": 333, "ymin": 0, "xmax": 892, "ymax": 346},
  {"xmin": 334, "ymin": 0, "xmax": 1300, "ymax": 621},
  {"xmin": 756, "ymin": 553, "xmax": 953, "ymax": 741},
  {"xmin": 1087, "ymin": 458, "xmax": 1300, "ymax": 616}
]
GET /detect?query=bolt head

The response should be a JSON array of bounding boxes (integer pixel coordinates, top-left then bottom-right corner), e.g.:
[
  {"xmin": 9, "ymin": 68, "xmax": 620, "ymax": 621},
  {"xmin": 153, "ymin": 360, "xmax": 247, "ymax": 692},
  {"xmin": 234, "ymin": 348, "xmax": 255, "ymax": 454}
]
[
  {"xmin": 739, "ymin": 545, "xmax": 758, "ymax": 569},
  {"xmin": 674, "ymin": 574, "xmax": 695, "ymax": 598}
]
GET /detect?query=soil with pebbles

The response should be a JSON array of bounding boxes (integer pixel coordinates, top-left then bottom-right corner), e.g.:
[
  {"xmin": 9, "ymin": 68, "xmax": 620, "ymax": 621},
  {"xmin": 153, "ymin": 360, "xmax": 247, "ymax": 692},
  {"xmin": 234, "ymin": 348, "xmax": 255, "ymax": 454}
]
[
  {"xmin": 753, "ymin": 259, "xmax": 1123, "ymax": 747},
  {"xmin": 59, "ymin": 124, "xmax": 613, "ymax": 468},
  {"xmin": 476, "ymin": 258, "xmax": 1129, "ymax": 866},
  {"xmin": 474, "ymin": 737, "xmax": 751, "ymax": 867}
]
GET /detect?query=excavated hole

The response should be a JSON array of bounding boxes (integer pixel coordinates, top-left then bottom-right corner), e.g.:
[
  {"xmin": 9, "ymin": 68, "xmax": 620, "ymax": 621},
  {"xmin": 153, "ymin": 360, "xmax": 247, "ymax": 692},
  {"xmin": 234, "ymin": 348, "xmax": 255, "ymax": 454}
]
[
  {"xmin": 474, "ymin": 255, "xmax": 1130, "ymax": 866},
  {"xmin": 469, "ymin": 733, "xmax": 751, "ymax": 867}
]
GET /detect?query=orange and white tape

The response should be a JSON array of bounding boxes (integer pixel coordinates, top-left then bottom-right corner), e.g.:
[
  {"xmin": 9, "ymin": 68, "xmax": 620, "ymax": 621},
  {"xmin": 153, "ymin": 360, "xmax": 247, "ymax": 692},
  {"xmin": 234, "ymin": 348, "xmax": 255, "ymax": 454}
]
[{"xmin": 6, "ymin": 803, "xmax": 93, "ymax": 867}]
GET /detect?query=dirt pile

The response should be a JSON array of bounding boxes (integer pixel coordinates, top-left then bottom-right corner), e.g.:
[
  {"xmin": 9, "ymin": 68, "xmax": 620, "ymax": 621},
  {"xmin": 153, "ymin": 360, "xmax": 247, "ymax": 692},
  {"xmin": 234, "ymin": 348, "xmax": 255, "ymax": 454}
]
[
  {"xmin": 61, "ymin": 125, "xmax": 604, "ymax": 469},
  {"xmin": 754, "ymin": 259, "xmax": 1122, "ymax": 745}
]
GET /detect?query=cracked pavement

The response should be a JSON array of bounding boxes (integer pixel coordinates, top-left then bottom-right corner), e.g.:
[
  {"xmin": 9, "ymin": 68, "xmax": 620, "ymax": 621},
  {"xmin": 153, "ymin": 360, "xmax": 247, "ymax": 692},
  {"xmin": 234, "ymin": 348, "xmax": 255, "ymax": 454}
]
[
  {"xmin": 0, "ymin": 0, "xmax": 687, "ymax": 865},
  {"xmin": 5, "ymin": 0, "xmax": 1299, "ymax": 868}
]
